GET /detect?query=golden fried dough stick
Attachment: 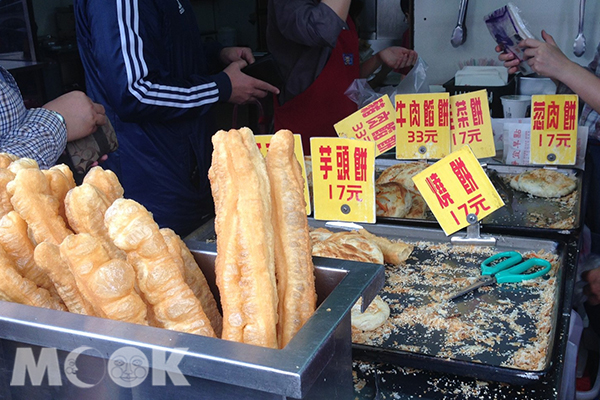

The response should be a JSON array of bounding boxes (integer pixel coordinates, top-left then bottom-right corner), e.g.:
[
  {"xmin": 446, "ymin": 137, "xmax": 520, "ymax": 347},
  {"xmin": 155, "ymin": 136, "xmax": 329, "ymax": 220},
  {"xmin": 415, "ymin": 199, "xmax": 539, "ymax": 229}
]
[
  {"xmin": 0, "ymin": 246, "xmax": 66, "ymax": 311},
  {"xmin": 160, "ymin": 228, "xmax": 223, "ymax": 337},
  {"xmin": 358, "ymin": 229, "xmax": 413, "ymax": 265},
  {"xmin": 65, "ymin": 183, "xmax": 126, "ymax": 260},
  {"xmin": 34, "ymin": 242, "xmax": 96, "ymax": 315},
  {"xmin": 209, "ymin": 130, "xmax": 244, "ymax": 343},
  {"xmin": 7, "ymin": 157, "xmax": 38, "ymax": 174},
  {"xmin": 266, "ymin": 129, "xmax": 316, "ymax": 348},
  {"xmin": 6, "ymin": 168, "xmax": 73, "ymax": 245},
  {"xmin": 105, "ymin": 199, "xmax": 215, "ymax": 336},
  {"xmin": 0, "ymin": 168, "xmax": 15, "ymax": 218},
  {"xmin": 0, "ymin": 153, "xmax": 19, "ymax": 169},
  {"xmin": 83, "ymin": 166, "xmax": 124, "ymax": 204},
  {"xmin": 60, "ymin": 233, "xmax": 148, "ymax": 325},
  {"xmin": 209, "ymin": 128, "xmax": 278, "ymax": 348},
  {"xmin": 0, "ymin": 211, "xmax": 56, "ymax": 293},
  {"xmin": 42, "ymin": 164, "xmax": 76, "ymax": 225}
]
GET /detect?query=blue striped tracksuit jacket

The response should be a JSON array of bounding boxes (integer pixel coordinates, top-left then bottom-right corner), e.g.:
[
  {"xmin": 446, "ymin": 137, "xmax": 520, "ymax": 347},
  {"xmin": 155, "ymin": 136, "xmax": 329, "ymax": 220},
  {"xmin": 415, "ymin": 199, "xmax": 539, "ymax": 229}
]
[{"xmin": 74, "ymin": 0, "xmax": 232, "ymax": 236}]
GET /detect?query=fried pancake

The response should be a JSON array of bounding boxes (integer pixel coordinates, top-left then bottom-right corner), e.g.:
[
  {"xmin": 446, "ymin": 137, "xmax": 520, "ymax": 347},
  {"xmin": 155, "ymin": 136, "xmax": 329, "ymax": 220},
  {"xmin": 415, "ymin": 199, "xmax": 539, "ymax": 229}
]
[
  {"xmin": 510, "ymin": 169, "xmax": 577, "ymax": 198},
  {"xmin": 376, "ymin": 181, "xmax": 412, "ymax": 218}
]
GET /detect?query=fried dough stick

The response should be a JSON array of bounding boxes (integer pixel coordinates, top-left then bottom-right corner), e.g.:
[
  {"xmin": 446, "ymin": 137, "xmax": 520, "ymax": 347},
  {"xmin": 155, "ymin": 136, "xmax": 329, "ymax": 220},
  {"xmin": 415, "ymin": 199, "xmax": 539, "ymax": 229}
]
[
  {"xmin": 209, "ymin": 130, "xmax": 244, "ymax": 343},
  {"xmin": 34, "ymin": 242, "xmax": 96, "ymax": 315},
  {"xmin": 60, "ymin": 233, "xmax": 148, "ymax": 325},
  {"xmin": 65, "ymin": 183, "xmax": 126, "ymax": 260},
  {"xmin": 0, "ymin": 246, "xmax": 65, "ymax": 311},
  {"xmin": 0, "ymin": 153, "xmax": 19, "ymax": 169},
  {"xmin": 0, "ymin": 169, "xmax": 15, "ymax": 218},
  {"xmin": 266, "ymin": 130, "xmax": 316, "ymax": 348},
  {"xmin": 161, "ymin": 228, "xmax": 222, "ymax": 337},
  {"xmin": 0, "ymin": 211, "xmax": 56, "ymax": 293},
  {"xmin": 42, "ymin": 164, "xmax": 76, "ymax": 226},
  {"xmin": 6, "ymin": 168, "xmax": 73, "ymax": 245},
  {"xmin": 105, "ymin": 199, "xmax": 215, "ymax": 336},
  {"xmin": 209, "ymin": 129, "xmax": 278, "ymax": 348},
  {"xmin": 83, "ymin": 166, "xmax": 124, "ymax": 204}
]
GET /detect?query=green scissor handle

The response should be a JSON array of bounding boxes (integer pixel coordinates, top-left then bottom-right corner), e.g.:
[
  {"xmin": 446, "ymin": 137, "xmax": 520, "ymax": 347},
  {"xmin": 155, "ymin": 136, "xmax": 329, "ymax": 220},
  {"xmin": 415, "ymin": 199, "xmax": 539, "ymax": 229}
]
[
  {"xmin": 481, "ymin": 251, "xmax": 522, "ymax": 275},
  {"xmin": 481, "ymin": 251, "xmax": 552, "ymax": 284}
]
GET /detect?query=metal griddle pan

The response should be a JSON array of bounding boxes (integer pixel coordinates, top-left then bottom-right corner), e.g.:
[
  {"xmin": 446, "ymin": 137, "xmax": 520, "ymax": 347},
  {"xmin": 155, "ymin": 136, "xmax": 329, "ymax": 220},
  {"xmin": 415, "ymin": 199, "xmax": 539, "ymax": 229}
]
[
  {"xmin": 374, "ymin": 160, "xmax": 583, "ymax": 235},
  {"xmin": 307, "ymin": 220, "xmax": 567, "ymax": 386}
]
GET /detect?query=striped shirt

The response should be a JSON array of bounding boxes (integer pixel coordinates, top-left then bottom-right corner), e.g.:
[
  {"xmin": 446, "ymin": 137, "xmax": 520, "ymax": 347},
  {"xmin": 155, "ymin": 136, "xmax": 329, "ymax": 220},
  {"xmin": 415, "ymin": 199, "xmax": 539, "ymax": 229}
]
[{"xmin": 0, "ymin": 66, "xmax": 67, "ymax": 168}]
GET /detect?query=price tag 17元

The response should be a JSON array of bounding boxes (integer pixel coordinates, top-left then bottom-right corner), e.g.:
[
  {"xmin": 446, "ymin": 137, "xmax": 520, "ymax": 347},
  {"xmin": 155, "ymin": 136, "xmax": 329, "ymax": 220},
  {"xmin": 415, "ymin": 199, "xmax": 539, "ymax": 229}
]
[
  {"xmin": 412, "ymin": 146, "xmax": 504, "ymax": 236},
  {"xmin": 310, "ymin": 137, "xmax": 376, "ymax": 223},
  {"xmin": 255, "ymin": 134, "xmax": 311, "ymax": 215},
  {"xmin": 395, "ymin": 92, "xmax": 451, "ymax": 160},
  {"xmin": 334, "ymin": 96, "xmax": 396, "ymax": 156},
  {"xmin": 450, "ymin": 90, "xmax": 496, "ymax": 159},
  {"xmin": 529, "ymin": 94, "xmax": 578, "ymax": 165}
]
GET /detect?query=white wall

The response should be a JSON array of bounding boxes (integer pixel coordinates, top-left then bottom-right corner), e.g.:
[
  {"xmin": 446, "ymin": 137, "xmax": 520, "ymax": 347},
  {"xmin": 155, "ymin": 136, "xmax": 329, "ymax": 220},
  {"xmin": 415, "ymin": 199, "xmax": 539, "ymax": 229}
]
[{"xmin": 415, "ymin": 1, "xmax": 600, "ymax": 85}]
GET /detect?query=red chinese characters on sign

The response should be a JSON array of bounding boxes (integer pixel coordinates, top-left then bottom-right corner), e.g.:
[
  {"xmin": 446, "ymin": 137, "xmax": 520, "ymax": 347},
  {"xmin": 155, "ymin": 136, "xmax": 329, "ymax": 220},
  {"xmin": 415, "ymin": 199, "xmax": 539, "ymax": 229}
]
[
  {"xmin": 452, "ymin": 97, "xmax": 485, "ymax": 146},
  {"xmin": 377, "ymin": 135, "xmax": 395, "ymax": 153},
  {"xmin": 532, "ymin": 99, "xmax": 577, "ymax": 148},
  {"xmin": 438, "ymin": 98, "xmax": 449, "ymax": 126},
  {"xmin": 336, "ymin": 146, "xmax": 350, "ymax": 180},
  {"xmin": 533, "ymin": 100, "xmax": 577, "ymax": 131},
  {"xmin": 354, "ymin": 148, "xmax": 368, "ymax": 182},
  {"xmin": 319, "ymin": 145, "xmax": 368, "ymax": 202},
  {"xmin": 398, "ymin": 98, "xmax": 448, "ymax": 128},
  {"xmin": 372, "ymin": 122, "xmax": 394, "ymax": 141},
  {"xmin": 361, "ymin": 98, "xmax": 386, "ymax": 118},
  {"xmin": 450, "ymin": 157, "xmax": 478, "ymax": 195},
  {"xmin": 318, "ymin": 145, "xmax": 332, "ymax": 179},
  {"xmin": 426, "ymin": 173, "xmax": 453, "ymax": 209}
]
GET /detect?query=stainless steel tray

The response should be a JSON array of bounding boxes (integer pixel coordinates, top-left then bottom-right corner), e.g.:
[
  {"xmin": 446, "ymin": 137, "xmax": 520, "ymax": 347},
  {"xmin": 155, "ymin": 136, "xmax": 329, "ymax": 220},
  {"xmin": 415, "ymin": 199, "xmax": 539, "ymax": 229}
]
[
  {"xmin": 374, "ymin": 160, "xmax": 583, "ymax": 235},
  {"xmin": 0, "ymin": 241, "xmax": 384, "ymax": 399},
  {"xmin": 308, "ymin": 219, "xmax": 566, "ymax": 386}
]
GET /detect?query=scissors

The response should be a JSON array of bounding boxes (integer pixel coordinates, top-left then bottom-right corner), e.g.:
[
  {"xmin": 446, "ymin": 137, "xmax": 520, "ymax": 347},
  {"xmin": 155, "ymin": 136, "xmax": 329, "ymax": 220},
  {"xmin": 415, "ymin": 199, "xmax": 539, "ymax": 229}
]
[{"xmin": 448, "ymin": 251, "xmax": 552, "ymax": 301}]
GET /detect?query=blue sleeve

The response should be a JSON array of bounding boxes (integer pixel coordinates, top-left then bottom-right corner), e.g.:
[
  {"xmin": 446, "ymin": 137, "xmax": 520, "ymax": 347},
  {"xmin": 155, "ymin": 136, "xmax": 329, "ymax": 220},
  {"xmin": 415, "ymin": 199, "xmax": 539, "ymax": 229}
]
[
  {"xmin": 272, "ymin": 0, "xmax": 347, "ymax": 48},
  {"xmin": 75, "ymin": 0, "xmax": 232, "ymax": 123}
]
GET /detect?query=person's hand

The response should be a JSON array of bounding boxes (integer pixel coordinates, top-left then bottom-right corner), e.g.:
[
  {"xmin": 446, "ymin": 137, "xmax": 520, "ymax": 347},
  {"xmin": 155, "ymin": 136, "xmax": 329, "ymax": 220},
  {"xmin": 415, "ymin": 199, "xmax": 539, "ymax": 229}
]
[
  {"xmin": 219, "ymin": 47, "xmax": 255, "ymax": 66},
  {"xmin": 377, "ymin": 47, "xmax": 418, "ymax": 71},
  {"xmin": 495, "ymin": 44, "xmax": 521, "ymax": 75},
  {"xmin": 43, "ymin": 91, "xmax": 107, "ymax": 142},
  {"xmin": 223, "ymin": 60, "xmax": 279, "ymax": 104},
  {"xmin": 583, "ymin": 267, "xmax": 600, "ymax": 306},
  {"xmin": 520, "ymin": 30, "xmax": 573, "ymax": 81}
]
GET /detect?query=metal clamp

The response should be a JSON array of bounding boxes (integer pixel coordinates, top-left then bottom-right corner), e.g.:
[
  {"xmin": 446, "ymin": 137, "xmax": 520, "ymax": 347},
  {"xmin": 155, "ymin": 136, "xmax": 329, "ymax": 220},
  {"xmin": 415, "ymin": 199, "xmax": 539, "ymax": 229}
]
[{"xmin": 451, "ymin": 213, "xmax": 497, "ymax": 246}]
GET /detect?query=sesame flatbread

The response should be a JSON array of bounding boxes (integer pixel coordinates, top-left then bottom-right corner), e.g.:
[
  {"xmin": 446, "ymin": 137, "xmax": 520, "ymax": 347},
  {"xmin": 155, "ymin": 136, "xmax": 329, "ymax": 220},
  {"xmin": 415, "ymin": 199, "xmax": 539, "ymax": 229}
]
[
  {"xmin": 376, "ymin": 182, "xmax": 413, "ymax": 218},
  {"xmin": 510, "ymin": 169, "xmax": 576, "ymax": 198}
]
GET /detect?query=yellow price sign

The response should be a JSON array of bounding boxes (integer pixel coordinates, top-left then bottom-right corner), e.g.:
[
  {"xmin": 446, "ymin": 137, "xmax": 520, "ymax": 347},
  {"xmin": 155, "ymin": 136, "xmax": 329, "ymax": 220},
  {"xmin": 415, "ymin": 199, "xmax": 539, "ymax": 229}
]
[
  {"xmin": 255, "ymin": 134, "xmax": 311, "ymax": 215},
  {"xmin": 334, "ymin": 96, "xmax": 396, "ymax": 156},
  {"xmin": 450, "ymin": 90, "xmax": 496, "ymax": 158},
  {"xmin": 310, "ymin": 137, "xmax": 376, "ymax": 223},
  {"xmin": 530, "ymin": 94, "xmax": 578, "ymax": 165},
  {"xmin": 412, "ymin": 146, "xmax": 504, "ymax": 236},
  {"xmin": 395, "ymin": 92, "xmax": 451, "ymax": 160}
]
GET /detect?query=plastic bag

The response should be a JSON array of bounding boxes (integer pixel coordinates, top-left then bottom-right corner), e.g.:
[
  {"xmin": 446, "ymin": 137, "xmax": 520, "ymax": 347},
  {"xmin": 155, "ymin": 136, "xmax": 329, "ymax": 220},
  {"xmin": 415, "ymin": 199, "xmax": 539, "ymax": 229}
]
[{"xmin": 345, "ymin": 57, "xmax": 431, "ymax": 109}]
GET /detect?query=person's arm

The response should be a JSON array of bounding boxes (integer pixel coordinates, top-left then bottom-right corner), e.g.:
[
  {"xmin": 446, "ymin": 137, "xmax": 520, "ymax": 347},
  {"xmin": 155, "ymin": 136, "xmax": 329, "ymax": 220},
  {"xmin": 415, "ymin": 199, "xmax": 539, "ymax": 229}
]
[
  {"xmin": 359, "ymin": 47, "xmax": 418, "ymax": 79},
  {"xmin": 321, "ymin": 0, "xmax": 351, "ymax": 20},
  {"xmin": 272, "ymin": 0, "xmax": 348, "ymax": 48},
  {"xmin": 0, "ymin": 69, "xmax": 65, "ymax": 168},
  {"xmin": 498, "ymin": 30, "xmax": 600, "ymax": 115},
  {"xmin": 75, "ymin": 0, "xmax": 232, "ymax": 123}
]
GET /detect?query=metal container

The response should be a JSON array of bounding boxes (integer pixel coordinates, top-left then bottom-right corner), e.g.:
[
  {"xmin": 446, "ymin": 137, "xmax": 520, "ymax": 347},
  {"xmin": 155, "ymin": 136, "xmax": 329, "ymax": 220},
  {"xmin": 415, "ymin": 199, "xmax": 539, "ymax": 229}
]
[
  {"xmin": 518, "ymin": 75, "xmax": 557, "ymax": 96},
  {"xmin": 0, "ymin": 241, "xmax": 384, "ymax": 399},
  {"xmin": 373, "ymin": 160, "xmax": 583, "ymax": 236}
]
